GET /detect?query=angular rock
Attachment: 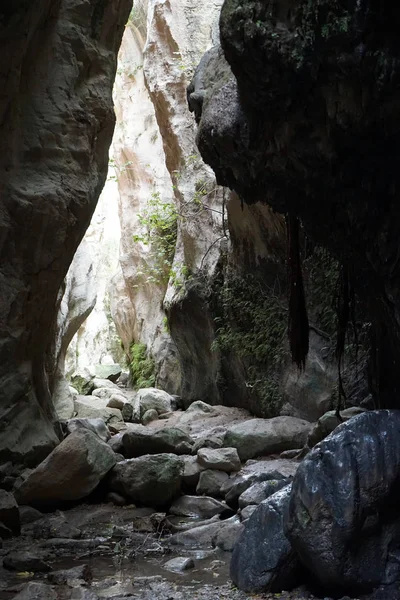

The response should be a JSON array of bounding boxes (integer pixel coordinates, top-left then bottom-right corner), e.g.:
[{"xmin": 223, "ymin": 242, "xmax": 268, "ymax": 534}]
[
  {"xmin": 142, "ymin": 409, "xmax": 158, "ymax": 425},
  {"xmin": 107, "ymin": 394, "xmax": 128, "ymax": 410},
  {"xmin": 170, "ymin": 495, "xmax": 227, "ymax": 519},
  {"xmin": 47, "ymin": 564, "xmax": 92, "ymax": 585},
  {"xmin": 3, "ymin": 550, "xmax": 51, "ymax": 572},
  {"xmin": 163, "ymin": 557, "xmax": 194, "ymax": 573},
  {"xmin": 191, "ymin": 427, "xmax": 226, "ymax": 454},
  {"xmin": 285, "ymin": 410, "xmax": 400, "ymax": 593},
  {"xmin": 94, "ymin": 364, "xmax": 121, "ymax": 382},
  {"xmin": 186, "ymin": 400, "xmax": 217, "ymax": 415},
  {"xmin": 121, "ymin": 425, "xmax": 193, "ymax": 458},
  {"xmin": 92, "ymin": 387, "xmax": 117, "ymax": 400},
  {"xmin": 224, "ymin": 459, "xmax": 298, "ymax": 508},
  {"xmin": 224, "ymin": 417, "xmax": 311, "ymax": 461},
  {"xmin": 108, "ymin": 432, "xmax": 124, "ymax": 454},
  {"xmin": 92, "ymin": 378, "xmax": 120, "ymax": 391},
  {"xmin": 213, "ymin": 518, "xmax": 244, "ymax": 552},
  {"xmin": 10, "ymin": 582, "xmax": 57, "ymax": 600},
  {"xmin": 196, "ymin": 469, "xmax": 229, "ymax": 498},
  {"xmin": 137, "ymin": 388, "xmax": 173, "ymax": 416},
  {"xmin": 15, "ymin": 430, "xmax": 116, "ymax": 507},
  {"xmin": 231, "ymin": 485, "xmax": 299, "ymax": 592},
  {"xmin": 74, "ymin": 396, "xmax": 122, "ymax": 424},
  {"xmin": 307, "ymin": 406, "xmax": 365, "ymax": 448},
  {"xmin": 19, "ymin": 506, "xmax": 43, "ymax": 526},
  {"xmin": 197, "ymin": 447, "xmax": 240, "ymax": 472},
  {"xmin": 170, "ymin": 515, "xmax": 239, "ymax": 548},
  {"xmin": 238, "ymin": 479, "xmax": 289, "ymax": 509},
  {"xmin": 108, "ymin": 454, "xmax": 183, "ymax": 508},
  {"xmin": 182, "ymin": 455, "xmax": 205, "ymax": 488},
  {"xmin": 30, "ymin": 514, "xmax": 81, "ymax": 540},
  {"xmin": 240, "ymin": 505, "xmax": 257, "ymax": 520},
  {"xmin": 66, "ymin": 418, "xmax": 111, "ymax": 443},
  {"xmin": 0, "ymin": 490, "xmax": 20, "ymax": 537},
  {"xmin": 71, "ymin": 372, "xmax": 95, "ymax": 396}
]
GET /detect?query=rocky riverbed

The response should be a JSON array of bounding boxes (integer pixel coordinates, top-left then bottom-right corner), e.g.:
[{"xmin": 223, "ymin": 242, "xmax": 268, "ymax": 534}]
[
  {"xmin": 1, "ymin": 383, "xmax": 399, "ymax": 600},
  {"xmin": 0, "ymin": 501, "xmax": 395, "ymax": 600}
]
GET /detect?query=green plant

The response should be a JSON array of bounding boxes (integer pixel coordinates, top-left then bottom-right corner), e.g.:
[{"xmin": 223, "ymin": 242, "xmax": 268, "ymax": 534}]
[
  {"xmin": 133, "ymin": 191, "xmax": 178, "ymax": 286},
  {"xmin": 128, "ymin": 343, "xmax": 156, "ymax": 389},
  {"xmin": 211, "ymin": 271, "xmax": 288, "ymax": 416}
]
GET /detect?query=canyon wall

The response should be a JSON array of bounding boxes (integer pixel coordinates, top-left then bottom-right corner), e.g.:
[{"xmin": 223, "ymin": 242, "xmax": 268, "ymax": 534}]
[{"xmin": 0, "ymin": 0, "xmax": 131, "ymax": 465}]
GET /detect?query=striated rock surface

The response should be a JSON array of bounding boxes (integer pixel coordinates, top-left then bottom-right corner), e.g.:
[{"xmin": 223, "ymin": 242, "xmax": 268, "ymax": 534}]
[{"xmin": 0, "ymin": 0, "xmax": 131, "ymax": 466}]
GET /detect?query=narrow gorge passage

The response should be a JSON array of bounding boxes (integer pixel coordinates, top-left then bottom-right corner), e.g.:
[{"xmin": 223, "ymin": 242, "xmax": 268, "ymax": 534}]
[{"xmin": 1, "ymin": 2, "xmax": 400, "ymax": 600}]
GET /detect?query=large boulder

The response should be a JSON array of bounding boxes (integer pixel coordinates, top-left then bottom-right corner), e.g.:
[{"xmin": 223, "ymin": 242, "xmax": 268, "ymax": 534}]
[
  {"xmin": 66, "ymin": 418, "xmax": 110, "ymax": 443},
  {"xmin": 285, "ymin": 410, "xmax": 400, "ymax": 593},
  {"xmin": 231, "ymin": 485, "xmax": 300, "ymax": 593},
  {"xmin": 120, "ymin": 425, "xmax": 193, "ymax": 458},
  {"xmin": 93, "ymin": 364, "xmax": 121, "ymax": 382},
  {"xmin": 224, "ymin": 417, "xmax": 311, "ymax": 461},
  {"xmin": 15, "ymin": 430, "xmax": 116, "ymax": 508},
  {"xmin": 196, "ymin": 469, "xmax": 229, "ymax": 497},
  {"xmin": 223, "ymin": 459, "xmax": 298, "ymax": 508},
  {"xmin": 107, "ymin": 454, "xmax": 184, "ymax": 508},
  {"xmin": 136, "ymin": 388, "xmax": 174, "ymax": 417},
  {"xmin": 74, "ymin": 396, "xmax": 122, "ymax": 424},
  {"xmin": 197, "ymin": 447, "xmax": 241, "ymax": 472}
]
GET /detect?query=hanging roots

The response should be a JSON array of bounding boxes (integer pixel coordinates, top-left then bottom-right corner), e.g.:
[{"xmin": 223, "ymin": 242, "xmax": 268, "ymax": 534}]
[{"xmin": 287, "ymin": 214, "xmax": 309, "ymax": 370}]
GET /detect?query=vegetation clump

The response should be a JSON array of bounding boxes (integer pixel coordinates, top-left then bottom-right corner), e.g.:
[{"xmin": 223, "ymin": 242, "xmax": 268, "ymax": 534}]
[
  {"xmin": 133, "ymin": 191, "xmax": 178, "ymax": 286},
  {"xmin": 128, "ymin": 342, "xmax": 156, "ymax": 389},
  {"xmin": 212, "ymin": 271, "xmax": 287, "ymax": 417}
]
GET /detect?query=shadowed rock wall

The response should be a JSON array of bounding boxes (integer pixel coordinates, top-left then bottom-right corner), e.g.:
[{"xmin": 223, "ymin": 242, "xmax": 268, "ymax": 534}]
[
  {"xmin": 0, "ymin": 0, "xmax": 131, "ymax": 465},
  {"xmin": 191, "ymin": 1, "xmax": 400, "ymax": 408}
]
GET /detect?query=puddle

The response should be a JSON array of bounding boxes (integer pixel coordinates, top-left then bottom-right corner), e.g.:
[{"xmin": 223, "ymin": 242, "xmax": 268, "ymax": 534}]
[{"xmin": 0, "ymin": 548, "xmax": 234, "ymax": 599}]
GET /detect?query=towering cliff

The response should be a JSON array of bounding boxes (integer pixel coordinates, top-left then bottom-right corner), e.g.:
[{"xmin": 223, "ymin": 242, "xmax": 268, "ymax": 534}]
[
  {"xmin": 190, "ymin": 0, "xmax": 400, "ymax": 408},
  {"xmin": 0, "ymin": 0, "xmax": 131, "ymax": 465},
  {"xmin": 64, "ymin": 0, "xmax": 341, "ymax": 421}
]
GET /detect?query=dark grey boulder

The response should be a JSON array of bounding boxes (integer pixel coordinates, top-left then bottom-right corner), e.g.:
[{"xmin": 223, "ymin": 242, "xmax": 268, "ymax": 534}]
[
  {"xmin": 3, "ymin": 550, "xmax": 51, "ymax": 572},
  {"xmin": 231, "ymin": 484, "xmax": 300, "ymax": 592},
  {"xmin": 285, "ymin": 410, "xmax": 400, "ymax": 594},
  {"xmin": 121, "ymin": 425, "xmax": 193, "ymax": 458},
  {"xmin": 107, "ymin": 454, "xmax": 183, "ymax": 508}
]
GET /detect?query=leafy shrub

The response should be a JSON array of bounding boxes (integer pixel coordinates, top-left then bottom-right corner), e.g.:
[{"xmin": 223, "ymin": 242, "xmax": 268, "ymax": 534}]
[{"xmin": 129, "ymin": 343, "xmax": 156, "ymax": 389}]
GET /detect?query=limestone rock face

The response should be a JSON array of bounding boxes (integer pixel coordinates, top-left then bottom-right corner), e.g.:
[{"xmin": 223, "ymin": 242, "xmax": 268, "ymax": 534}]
[
  {"xmin": 15, "ymin": 429, "xmax": 117, "ymax": 508},
  {"xmin": 0, "ymin": 0, "xmax": 131, "ymax": 466},
  {"xmin": 285, "ymin": 410, "xmax": 400, "ymax": 593},
  {"xmin": 53, "ymin": 239, "xmax": 97, "ymax": 421},
  {"xmin": 108, "ymin": 0, "xmax": 227, "ymax": 402}
]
